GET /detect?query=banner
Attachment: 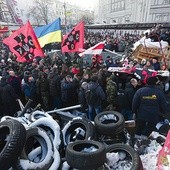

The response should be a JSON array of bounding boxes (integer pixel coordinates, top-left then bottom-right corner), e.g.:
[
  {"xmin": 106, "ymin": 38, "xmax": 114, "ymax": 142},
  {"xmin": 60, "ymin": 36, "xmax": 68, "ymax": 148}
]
[
  {"xmin": 61, "ymin": 21, "xmax": 84, "ymax": 53},
  {"xmin": 3, "ymin": 21, "xmax": 44, "ymax": 63},
  {"xmin": 34, "ymin": 18, "xmax": 62, "ymax": 48},
  {"xmin": 79, "ymin": 41, "xmax": 105, "ymax": 57}
]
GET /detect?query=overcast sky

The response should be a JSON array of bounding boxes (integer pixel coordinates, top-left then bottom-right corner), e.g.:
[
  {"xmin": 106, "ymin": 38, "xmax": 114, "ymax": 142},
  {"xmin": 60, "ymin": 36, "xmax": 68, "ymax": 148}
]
[
  {"xmin": 64, "ymin": 0, "xmax": 96, "ymax": 10},
  {"xmin": 17, "ymin": 0, "xmax": 96, "ymax": 10}
]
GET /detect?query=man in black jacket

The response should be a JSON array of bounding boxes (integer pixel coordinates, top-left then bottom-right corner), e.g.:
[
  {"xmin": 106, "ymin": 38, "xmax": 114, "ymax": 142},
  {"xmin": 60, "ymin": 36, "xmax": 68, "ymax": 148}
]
[
  {"xmin": 48, "ymin": 67, "xmax": 61, "ymax": 109},
  {"xmin": 132, "ymin": 76, "xmax": 167, "ymax": 137},
  {"xmin": 86, "ymin": 74, "xmax": 106, "ymax": 121},
  {"xmin": 61, "ymin": 74, "xmax": 78, "ymax": 107},
  {"xmin": 0, "ymin": 77, "xmax": 19, "ymax": 116},
  {"xmin": 121, "ymin": 78, "xmax": 138, "ymax": 120}
]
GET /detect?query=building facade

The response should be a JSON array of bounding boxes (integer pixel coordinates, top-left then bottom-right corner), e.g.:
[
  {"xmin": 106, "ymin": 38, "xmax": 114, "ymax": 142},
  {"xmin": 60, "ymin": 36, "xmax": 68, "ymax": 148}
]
[
  {"xmin": 1, "ymin": 0, "xmax": 94, "ymax": 27},
  {"xmin": 6, "ymin": 0, "xmax": 94, "ymax": 26},
  {"xmin": 94, "ymin": 0, "xmax": 170, "ymax": 24},
  {"xmin": 0, "ymin": 0, "xmax": 23, "ymax": 25}
]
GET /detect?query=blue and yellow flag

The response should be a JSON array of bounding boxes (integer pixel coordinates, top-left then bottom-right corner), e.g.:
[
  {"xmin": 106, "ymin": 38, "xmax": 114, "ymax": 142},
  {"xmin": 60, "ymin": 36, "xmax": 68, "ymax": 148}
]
[{"xmin": 34, "ymin": 18, "xmax": 62, "ymax": 48}]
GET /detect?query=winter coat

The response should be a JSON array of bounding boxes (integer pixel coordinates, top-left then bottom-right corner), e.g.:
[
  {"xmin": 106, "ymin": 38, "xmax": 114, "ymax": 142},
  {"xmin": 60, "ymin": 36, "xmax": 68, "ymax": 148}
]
[
  {"xmin": 0, "ymin": 81, "xmax": 18, "ymax": 104},
  {"xmin": 8, "ymin": 76, "xmax": 21, "ymax": 96},
  {"xmin": 122, "ymin": 83, "xmax": 137, "ymax": 110},
  {"xmin": 0, "ymin": 80, "xmax": 19, "ymax": 116},
  {"xmin": 152, "ymin": 62, "xmax": 161, "ymax": 71},
  {"xmin": 78, "ymin": 87, "xmax": 88, "ymax": 112},
  {"xmin": 22, "ymin": 81, "xmax": 36, "ymax": 100},
  {"xmin": 36, "ymin": 78, "xmax": 49, "ymax": 98},
  {"xmin": 98, "ymin": 70, "xmax": 107, "ymax": 92},
  {"xmin": 86, "ymin": 81, "xmax": 106, "ymax": 106},
  {"xmin": 132, "ymin": 85, "xmax": 167, "ymax": 123},
  {"xmin": 61, "ymin": 79, "xmax": 77, "ymax": 105},
  {"xmin": 106, "ymin": 80, "xmax": 117, "ymax": 107},
  {"xmin": 48, "ymin": 73, "xmax": 61, "ymax": 97}
]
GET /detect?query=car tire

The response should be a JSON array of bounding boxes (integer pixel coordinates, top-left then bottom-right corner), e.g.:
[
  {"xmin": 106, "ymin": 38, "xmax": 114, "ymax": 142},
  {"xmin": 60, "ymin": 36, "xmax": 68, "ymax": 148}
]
[
  {"xmin": 106, "ymin": 143, "xmax": 143, "ymax": 170},
  {"xmin": 29, "ymin": 110, "xmax": 52, "ymax": 122},
  {"xmin": 94, "ymin": 111, "xmax": 125, "ymax": 136},
  {"xmin": 66, "ymin": 140, "xmax": 106, "ymax": 170},
  {"xmin": 30, "ymin": 117, "xmax": 61, "ymax": 150},
  {"xmin": 17, "ymin": 127, "xmax": 54, "ymax": 170},
  {"xmin": 0, "ymin": 119, "xmax": 26, "ymax": 170},
  {"xmin": 62, "ymin": 118, "xmax": 96, "ymax": 146}
]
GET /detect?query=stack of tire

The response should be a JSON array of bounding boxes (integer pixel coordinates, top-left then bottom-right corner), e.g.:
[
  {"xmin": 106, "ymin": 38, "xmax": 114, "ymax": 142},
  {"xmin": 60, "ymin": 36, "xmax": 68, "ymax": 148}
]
[
  {"xmin": 65, "ymin": 141, "xmax": 143, "ymax": 170},
  {"xmin": 94, "ymin": 111, "xmax": 126, "ymax": 145},
  {"xmin": 0, "ymin": 111, "xmax": 62, "ymax": 170},
  {"xmin": 63, "ymin": 111, "xmax": 143, "ymax": 169},
  {"xmin": 0, "ymin": 110, "xmax": 143, "ymax": 170}
]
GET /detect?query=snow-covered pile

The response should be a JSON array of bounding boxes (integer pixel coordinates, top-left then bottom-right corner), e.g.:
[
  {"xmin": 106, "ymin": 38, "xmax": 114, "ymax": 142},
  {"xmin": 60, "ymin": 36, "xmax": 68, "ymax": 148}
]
[
  {"xmin": 1, "ymin": 110, "xmax": 61, "ymax": 170},
  {"xmin": 140, "ymin": 140, "xmax": 162, "ymax": 170},
  {"xmin": 1, "ymin": 109, "xmax": 169, "ymax": 170}
]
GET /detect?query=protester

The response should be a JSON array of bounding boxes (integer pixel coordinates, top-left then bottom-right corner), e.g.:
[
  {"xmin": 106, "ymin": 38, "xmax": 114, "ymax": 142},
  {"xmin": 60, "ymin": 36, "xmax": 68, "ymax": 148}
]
[
  {"xmin": 0, "ymin": 77, "xmax": 19, "ymax": 116},
  {"xmin": 152, "ymin": 57, "xmax": 161, "ymax": 71},
  {"xmin": 141, "ymin": 60, "xmax": 157, "ymax": 85},
  {"xmin": 0, "ymin": 25, "xmax": 169, "ymax": 129},
  {"xmin": 61, "ymin": 74, "xmax": 78, "ymax": 107},
  {"xmin": 121, "ymin": 78, "xmax": 138, "ymax": 120},
  {"xmin": 80, "ymin": 72, "xmax": 91, "ymax": 84},
  {"xmin": 36, "ymin": 72, "xmax": 50, "ymax": 111},
  {"xmin": 78, "ymin": 82, "xmax": 88, "ymax": 113},
  {"xmin": 21, "ymin": 75, "xmax": 37, "ymax": 107},
  {"xmin": 105, "ymin": 78, "xmax": 118, "ymax": 111},
  {"xmin": 48, "ymin": 66, "xmax": 61, "ymax": 109},
  {"xmin": 85, "ymin": 74, "xmax": 106, "ymax": 121},
  {"xmin": 8, "ymin": 70, "xmax": 22, "ymax": 97},
  {"xmin": 132, "ymin": 76, "xmax": 167, "ymax": 138}
]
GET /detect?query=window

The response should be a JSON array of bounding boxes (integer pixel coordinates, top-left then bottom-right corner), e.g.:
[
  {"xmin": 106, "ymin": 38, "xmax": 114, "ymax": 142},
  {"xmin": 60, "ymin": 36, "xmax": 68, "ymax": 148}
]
[
  {"xmin": 111, "ymin": 0, "xmax": 125, "ymax": 12},
  {"xmin": 163, "ymin": 0, "xmax": 170, "ymax": 4}
]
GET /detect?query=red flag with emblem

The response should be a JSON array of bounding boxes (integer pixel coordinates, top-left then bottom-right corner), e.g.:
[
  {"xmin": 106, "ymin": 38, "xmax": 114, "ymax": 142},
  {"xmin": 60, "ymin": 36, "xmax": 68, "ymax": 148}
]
[
  {"xmin": 3, "ymin": 21, "xmax": 44, "ymax": 63},
  {"xmin": 61, "ymin": 21, "xmax": 84, "ymax": 53}
]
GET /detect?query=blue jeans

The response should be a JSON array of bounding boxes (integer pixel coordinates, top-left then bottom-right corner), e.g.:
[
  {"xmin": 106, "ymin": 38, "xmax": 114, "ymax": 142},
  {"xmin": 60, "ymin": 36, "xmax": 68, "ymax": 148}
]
[{"xmin": 88, "ymin": 105, "xmax": 102, "ymax": 121}]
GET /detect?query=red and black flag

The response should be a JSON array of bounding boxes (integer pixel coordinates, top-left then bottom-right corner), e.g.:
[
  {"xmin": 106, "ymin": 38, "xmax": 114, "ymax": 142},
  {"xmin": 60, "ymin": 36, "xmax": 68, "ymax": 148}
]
[
  {"xmin": 3, "ymin": 21, "xmax": 44, "ymax": 63},
  {"xmin": 61, "ymin": 21, "xmax": 84, "ymax": 53}
]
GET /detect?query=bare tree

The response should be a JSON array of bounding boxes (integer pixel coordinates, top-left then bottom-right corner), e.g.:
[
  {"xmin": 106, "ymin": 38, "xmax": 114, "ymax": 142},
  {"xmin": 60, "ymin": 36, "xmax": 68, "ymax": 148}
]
[
  {"xmin": 79, "ymin": 14, "xmax": 94, "ymax": 25},
  {"xmin": 26, "ymin": 8, "xmax": 43, "ymax": 25},
  {"xmin": 27, "ymin": 0, "xmax": 53, "ymax": 25}
]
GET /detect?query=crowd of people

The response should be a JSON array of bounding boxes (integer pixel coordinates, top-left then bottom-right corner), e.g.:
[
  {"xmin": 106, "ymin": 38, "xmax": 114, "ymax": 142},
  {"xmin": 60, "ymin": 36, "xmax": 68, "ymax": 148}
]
[{"xmin": 0, "ymin": 27, "xmax": 170, "ymax": 138}]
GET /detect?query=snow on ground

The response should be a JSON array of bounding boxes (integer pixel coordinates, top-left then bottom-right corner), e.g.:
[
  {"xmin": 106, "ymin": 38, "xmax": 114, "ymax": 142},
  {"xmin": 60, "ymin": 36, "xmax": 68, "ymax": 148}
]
[{"xmin": 140, "ymin": 140, "xmax": 162, "ymax": 170}]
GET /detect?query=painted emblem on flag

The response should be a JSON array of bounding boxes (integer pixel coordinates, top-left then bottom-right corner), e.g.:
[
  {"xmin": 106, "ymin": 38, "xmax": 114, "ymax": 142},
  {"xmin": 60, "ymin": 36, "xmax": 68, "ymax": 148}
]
[
  {"xmin": 13, "ymin": 33, "xmax": 35, "ymax": 61},
  {"xmin": 63, "ymin": 29, "xmax": 80, "ymax": 50}
]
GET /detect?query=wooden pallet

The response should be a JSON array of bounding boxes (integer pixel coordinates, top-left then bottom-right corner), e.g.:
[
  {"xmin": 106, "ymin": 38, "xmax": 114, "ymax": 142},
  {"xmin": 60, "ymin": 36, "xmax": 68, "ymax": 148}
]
[{"xmin": 131, "ymin": 44, "xmax": 170, "ymax": 62}]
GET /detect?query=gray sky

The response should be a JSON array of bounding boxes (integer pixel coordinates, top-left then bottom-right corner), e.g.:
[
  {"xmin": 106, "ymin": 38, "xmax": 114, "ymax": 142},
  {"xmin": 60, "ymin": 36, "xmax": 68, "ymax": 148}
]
[{"xmin": 63, "ymin": 0, "xmax": 96, "ymax": 10}]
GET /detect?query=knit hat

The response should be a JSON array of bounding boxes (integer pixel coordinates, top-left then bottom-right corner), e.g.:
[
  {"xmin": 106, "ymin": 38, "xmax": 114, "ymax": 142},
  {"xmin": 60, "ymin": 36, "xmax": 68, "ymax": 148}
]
[{"xmin": 146, "ymin": 76, "xmax": 159, "ymax": 85}]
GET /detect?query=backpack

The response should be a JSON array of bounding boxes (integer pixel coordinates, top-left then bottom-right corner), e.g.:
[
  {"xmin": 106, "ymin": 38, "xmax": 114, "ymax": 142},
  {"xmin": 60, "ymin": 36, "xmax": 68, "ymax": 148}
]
[{"xmin": 85, "ymin": 85, "xmax": 99, "ymax": 105}]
